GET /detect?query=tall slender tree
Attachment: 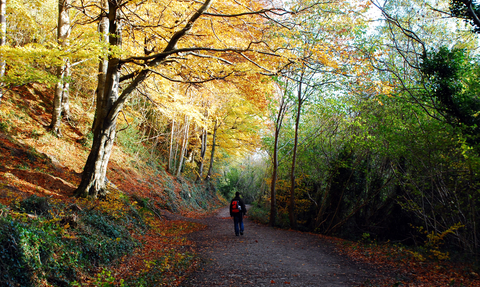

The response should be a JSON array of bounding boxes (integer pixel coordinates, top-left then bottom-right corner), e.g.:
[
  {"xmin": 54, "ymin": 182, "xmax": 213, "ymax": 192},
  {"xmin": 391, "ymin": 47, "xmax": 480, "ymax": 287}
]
[
  {"xmin": 269, "ymin": 84, "xmax": 290, "ymax": 227},
  {"xmin": 205, "ymin": 118, "xmax": 219, "ymax": 181},
  {"xmin": 50, "ymin": 0, "xmax": 71, "ymax": 136}
]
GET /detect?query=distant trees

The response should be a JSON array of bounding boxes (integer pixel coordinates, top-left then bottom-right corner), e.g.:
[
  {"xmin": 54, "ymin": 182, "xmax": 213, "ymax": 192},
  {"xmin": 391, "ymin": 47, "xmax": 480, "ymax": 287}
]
[
  {"xmin": 264, "ymin": 0, "xmax": 369, "ymax": 229},
  {"xmin": 256, "ymin": 0, "xmax": 480, "ymax": 257}
]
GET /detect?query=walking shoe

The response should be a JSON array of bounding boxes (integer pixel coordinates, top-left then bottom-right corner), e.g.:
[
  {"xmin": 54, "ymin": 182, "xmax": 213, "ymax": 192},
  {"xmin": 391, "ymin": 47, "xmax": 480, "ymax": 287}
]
[
  {"xmin": 240, "ymin": 231, "xmax": 243, "ymax": 235},
  {"xmin": 235, "ymin": 233, "xmax": 239, "ymax": 236}
]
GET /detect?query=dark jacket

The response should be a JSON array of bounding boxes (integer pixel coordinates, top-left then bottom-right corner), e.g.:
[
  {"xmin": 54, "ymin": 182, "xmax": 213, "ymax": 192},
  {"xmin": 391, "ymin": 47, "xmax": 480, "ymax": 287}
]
[{"xmin": 229, "ymin": 196, "xmax": 246, "ymax": 217}]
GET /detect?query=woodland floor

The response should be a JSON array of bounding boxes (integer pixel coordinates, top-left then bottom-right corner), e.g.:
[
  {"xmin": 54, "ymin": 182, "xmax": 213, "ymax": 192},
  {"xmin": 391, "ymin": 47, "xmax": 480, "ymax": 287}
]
[{"xmin": 171, "ymin": 206, "xmax": 387, "ymax": 287}]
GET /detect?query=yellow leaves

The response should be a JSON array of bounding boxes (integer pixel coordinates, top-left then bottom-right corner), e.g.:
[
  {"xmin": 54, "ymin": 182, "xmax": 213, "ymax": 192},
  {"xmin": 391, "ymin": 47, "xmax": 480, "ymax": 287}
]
[
  {"xmin": 8, "ymin": 0, "xmax": 57, "ymax": 45},
  {"xmin": 0, "ymin": 44, "xmax": 62, "ymax": 66},
  {"xmin": 410, "ymin": 223, "xmax": 465, "ymax": 261},
  {"xmin": 371, "ymin": 80, "xmax": 395, "ymax": 96},
  {"xmin": 309, "ymin": 45, "xmax": 339, "ymax": 69}
]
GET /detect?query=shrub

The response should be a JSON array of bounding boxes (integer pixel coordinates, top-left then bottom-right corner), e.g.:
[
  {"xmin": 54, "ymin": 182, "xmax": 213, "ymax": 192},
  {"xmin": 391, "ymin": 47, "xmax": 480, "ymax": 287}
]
[
  {"xmin": 247, "ymin": 203, "xmax": 269, "ymax": 225},
  {"xmin": 0, "ymin": 218, "xmax": 34, "ymax": 287},
  {"xmin": 18, "ymin": 195, "xmax": 52, "ymax": 217},
  {"xmin": 1, "ymin": 194, "xmax": 144, "ymax": 286},
  {"xmin": 78, "ymin": 209, "xmax": 140, "ymax": 266}
]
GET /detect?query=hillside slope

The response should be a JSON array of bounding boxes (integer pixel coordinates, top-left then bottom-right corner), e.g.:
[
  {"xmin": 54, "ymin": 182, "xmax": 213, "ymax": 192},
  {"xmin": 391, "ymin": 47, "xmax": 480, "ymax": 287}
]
[{"xmin": 0, "ymin": 84, "xmax": 225, "ymax": 286}]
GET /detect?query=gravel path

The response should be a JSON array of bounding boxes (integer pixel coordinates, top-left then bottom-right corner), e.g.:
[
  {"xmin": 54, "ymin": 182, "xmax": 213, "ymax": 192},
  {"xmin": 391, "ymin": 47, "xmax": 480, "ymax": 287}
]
[{"xmin": 182, "ymin": 206, "xmax": 379, "ymax": 286}]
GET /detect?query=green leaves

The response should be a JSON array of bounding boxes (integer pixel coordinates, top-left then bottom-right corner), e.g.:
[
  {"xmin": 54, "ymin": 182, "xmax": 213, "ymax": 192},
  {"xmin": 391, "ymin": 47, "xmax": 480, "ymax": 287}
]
[
  {"xmin": 421, "ymin": 46, "xmax": 480, "ymax": 146},
  {"xmin": 450, "ymin": 0, "xmax": 480, "ymax": 33}
]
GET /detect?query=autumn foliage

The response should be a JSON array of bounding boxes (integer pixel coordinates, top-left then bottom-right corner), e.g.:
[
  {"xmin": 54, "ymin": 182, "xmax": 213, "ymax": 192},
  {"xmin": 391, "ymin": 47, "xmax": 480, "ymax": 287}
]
[{"xmin": 0, "ymin": 84, "xmax": 223, "ymax": 285}]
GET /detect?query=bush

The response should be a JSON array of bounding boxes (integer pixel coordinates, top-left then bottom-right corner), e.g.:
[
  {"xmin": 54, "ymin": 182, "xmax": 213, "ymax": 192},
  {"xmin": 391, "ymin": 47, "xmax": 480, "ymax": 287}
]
[
  {"xmin": 78, "ymin": 209, "xmax": 140, "ymax": 266},
  {"xmin": 0, "ymin": 218, "xmax": 34, "ymax": 287},
  {"xmin": 0, "ymin": 215, "xmax": 75, "ymax": 287},
  {"xmin": 0, "ymin": 194, "xmax": 144, "ymax": 286},
  {"xmin": 18, "ymin": 195, "xmax": 52, "ymax": 217},
  {"xmin": 247, "ymin": 203, "xmax": 269, "ymax": 225}
]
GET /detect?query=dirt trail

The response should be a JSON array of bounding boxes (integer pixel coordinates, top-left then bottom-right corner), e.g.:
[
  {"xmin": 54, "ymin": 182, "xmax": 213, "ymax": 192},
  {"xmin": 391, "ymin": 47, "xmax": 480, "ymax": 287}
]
[{"xmin": 182, "ymin": 206, "xmax": 380, "ymax": 286}]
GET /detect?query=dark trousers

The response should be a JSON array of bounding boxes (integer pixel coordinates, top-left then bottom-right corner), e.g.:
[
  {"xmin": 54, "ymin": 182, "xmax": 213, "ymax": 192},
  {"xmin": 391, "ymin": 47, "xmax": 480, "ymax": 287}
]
[{"xmin": 233, "ymin": 214, "xmax": 244, "ymax": 235}]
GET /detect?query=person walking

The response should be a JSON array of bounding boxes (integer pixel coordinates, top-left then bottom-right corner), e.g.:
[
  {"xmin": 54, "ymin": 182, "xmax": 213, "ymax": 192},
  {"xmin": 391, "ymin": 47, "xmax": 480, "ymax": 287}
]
[{"xmin": 229, "ymin": 192, "xmax": 247, "ymax": 236}]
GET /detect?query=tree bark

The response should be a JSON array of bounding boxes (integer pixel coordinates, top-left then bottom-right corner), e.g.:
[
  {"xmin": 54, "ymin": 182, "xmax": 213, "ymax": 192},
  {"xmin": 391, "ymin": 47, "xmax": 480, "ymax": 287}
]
[
  {"xmin": 289, "ymin": 77, "xmax": 304, "ymax": 230},
  {"xmin": 205, "ymin": 119, "xmax": 218, "ymax": 181},
  {"xmin": 75, "ymin": 2, "xmax": 123, "ymax": 198},
  {"xmin": 196, "ymin": 127, "xmax": 207, "ymax": 182},
  {"xmin": 168, "ymin": 118, "xmax": 176, "ymax": 173},
  {"xmin": 92, "ymin": 0, "xmax": 109, "ymax": 133},
  {"xmin": 50, "ymin": 0, "xmax": 71, "ymax": 137},
  {"xmin": 270, "ymin": 95, "xmax": 288, "ymax": 227},
  {"xmin": 0, "ymin": 0, "xmax": 6, "ymax": 105},
  {"xmin": 176, "ymin": 116, "xmax": 190, "ymax": 177}
]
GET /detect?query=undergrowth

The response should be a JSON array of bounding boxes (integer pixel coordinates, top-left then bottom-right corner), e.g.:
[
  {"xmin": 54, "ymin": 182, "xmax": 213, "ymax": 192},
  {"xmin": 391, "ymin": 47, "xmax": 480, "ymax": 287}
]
[
  {"xmin": 0, "ymin": 193, "xmax": 142, "ymax": 286},
  {"xmin": 0, "ymin": 186, "xmax": 212, "ymax": 286}
]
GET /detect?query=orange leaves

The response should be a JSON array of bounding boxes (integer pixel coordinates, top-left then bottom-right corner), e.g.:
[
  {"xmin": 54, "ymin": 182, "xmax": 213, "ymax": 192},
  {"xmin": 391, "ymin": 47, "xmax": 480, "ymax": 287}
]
[
  {"xmin": 334, "ymin": 240, "xmax": 480, "ymax": 286},
  {"xmin": 114, "ymin": 218, "xmax": 205, "ymax": 285}
]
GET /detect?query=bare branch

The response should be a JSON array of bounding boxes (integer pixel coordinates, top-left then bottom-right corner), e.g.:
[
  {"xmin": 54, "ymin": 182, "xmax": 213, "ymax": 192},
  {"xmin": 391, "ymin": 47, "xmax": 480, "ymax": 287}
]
[{"xmin": 146, "ymin": 69, "xmax": 233, "ymax": 84}]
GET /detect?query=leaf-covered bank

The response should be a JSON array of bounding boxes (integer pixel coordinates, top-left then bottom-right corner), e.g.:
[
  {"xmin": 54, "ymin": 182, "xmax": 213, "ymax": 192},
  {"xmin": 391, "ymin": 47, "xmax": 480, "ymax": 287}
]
[{"xmin": 0, "ymin": 84, "xmax": 224, "ymax": 286}]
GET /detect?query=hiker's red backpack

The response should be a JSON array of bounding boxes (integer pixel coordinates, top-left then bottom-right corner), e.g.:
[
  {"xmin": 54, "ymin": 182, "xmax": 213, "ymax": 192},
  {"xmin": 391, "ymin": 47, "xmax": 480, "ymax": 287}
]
[{"xmin": 231, "ymin": 200, "xmax": 241, "ymax": 213}]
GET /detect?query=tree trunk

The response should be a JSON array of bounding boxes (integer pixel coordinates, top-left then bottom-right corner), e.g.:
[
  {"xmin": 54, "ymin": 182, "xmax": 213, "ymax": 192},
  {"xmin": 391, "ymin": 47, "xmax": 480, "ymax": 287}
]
[
  {"xmin": 289, "ymin": 79, "xmax": 303, "ymax": 230},
  {"xmin": 51, "ymin": 65, "xmax": 67, "ymax": 136},
  {"xmin": 270, "ymin": 96, "xmax": 288, "ymax": 227},
  {"xmin": 196, "ymin": 127, "xmax": 207, "ymax": 182},
  {"xmin": 269, "ymin": 134, "xmax": 279, "ymax": 227},
  {"xmin": 92, "ymin": 0, "xmax": 109, "ymax": 132},
  {"xmin": 75, "ymin": 2, "xmax": 123, "ymax": 198},
  {"xmin": 168, "ymin": 118, "xmax": 176, "ymax": 173},
  {"xmin": 205, "ymin": 119, "xmax": 218, "ymax": 181},
  {"xmin": 176, "ymin": 116, "xmax": 189, "ymax": 177},
  {"xmin": 0, "ymin": 0, "xmax": 6, "ymax": 105},
  {"xmin": 74, "ymin": 115, "xmax": 118, "ymax": 197},
  {"xmin": 61, "ymin": 63, "xmax": 71, "ymax": 119},
  {"xmin": 50, "ymin": 0, "xmax": 71, "ymax": 137},
  {"xmin": 173, "ymin": 142, "xmax": 179, "ymax": 173},
  {"xmin": 74, "ymin": 54, "xmax": 121, "ymax": 198}
]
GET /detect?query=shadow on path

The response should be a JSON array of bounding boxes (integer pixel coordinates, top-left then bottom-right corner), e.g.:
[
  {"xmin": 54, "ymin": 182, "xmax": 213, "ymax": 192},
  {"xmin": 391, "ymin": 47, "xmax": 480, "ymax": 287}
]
[{"xmin": 182, "ymin": 206, "xmax": 380, "ymax": 286}]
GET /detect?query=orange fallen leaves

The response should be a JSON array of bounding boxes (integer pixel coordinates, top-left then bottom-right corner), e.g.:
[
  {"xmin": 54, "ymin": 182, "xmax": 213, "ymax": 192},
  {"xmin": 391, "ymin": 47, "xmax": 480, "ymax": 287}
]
[
  {"xmin": 333, "ymin": 241, "xmax": 480, "ymax": 286},
  {"xmin": 112, "ymin": 216, "xmax": 206, "ymax": 285}
]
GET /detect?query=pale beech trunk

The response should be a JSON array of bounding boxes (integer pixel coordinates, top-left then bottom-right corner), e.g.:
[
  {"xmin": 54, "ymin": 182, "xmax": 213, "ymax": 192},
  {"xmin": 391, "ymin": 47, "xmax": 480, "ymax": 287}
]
[
  {"xmin": 168, "ymin": 118, "xmax": 176, "ymax": 173},
  {"xmin": 269, "ymin": 139, "xmax": 279, "ymax": 226},
  {"xmin": 176, "ymin": 116, "xmax": 190, "ymax": 177},
  {"xmin": 50, "ymin": 0, "xmax": 71, "ymax": 136},
  {"xmin": 92, "ymin": 0, "xmax": 109, "ymax": 132},
  {"xmin": 74, "ymin": 54, "xmax": 121, "ymax": 197},
  {"xmin": 75, "ymin": 2, "xmax": 122, "ymax": 198},
  {"xmin": 173, "ymin": 142, "xmax": 179, "ymax": 171},
  {"xmin": 196, "ymin": 127, "xmax": 207, "ymax": 182},
  {"xmin": 0, "ymin": 0, "xmax": 6, "ymax": 105},
  {"xmin": 61, "ymin": 64, "xmax": 71, "ymax": 119}
]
